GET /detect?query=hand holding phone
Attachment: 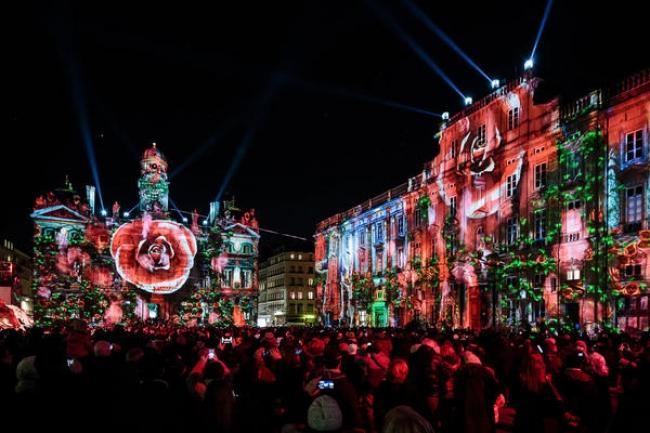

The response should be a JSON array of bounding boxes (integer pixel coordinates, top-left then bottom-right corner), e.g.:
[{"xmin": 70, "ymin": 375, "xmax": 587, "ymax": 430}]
[
  {"xmin": 318, "ymin": 380, "xmax": 334, "ymax": 390},
  {"xmin": 208, "ymin": 349, "xmax": 216, "ymax": 359}
]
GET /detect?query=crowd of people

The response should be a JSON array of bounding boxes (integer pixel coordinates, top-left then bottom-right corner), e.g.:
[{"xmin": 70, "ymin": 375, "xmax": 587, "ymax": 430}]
[{"xmin": 1, "ymin": 321, "xmax": 649, "ymax": 433}]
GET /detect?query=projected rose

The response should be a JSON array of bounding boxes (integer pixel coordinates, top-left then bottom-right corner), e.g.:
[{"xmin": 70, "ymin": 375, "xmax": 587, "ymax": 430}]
[{"xmin": 111, "ymin": 219, "xmax": 197, "ymax": 294}]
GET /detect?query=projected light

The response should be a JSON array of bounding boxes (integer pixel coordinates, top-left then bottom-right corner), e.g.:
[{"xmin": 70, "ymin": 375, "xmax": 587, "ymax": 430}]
[
  {"xmin": 464, "ymin": 97, "xmax": 473, "ymax": 106},
  {"xmin": 202, "ymin": 220, "xmax": 208, "ymax": 225},
  {"xmin": 442, "ymin": 112, "xmax": 450, "ymax": 120},
  {"xmin": 100, "ymin": 209, "xmax": 108, "ymax": 216},
  {"xmin": 183, "ymin": 217, "xmax": 188, "ymax": 223},
  {"xmin": 491, "ymin": 79, "xmax": 500, "ymax": 89},
  {"xmin": 123, "ymin": 212, "xmax": 130, "ymax": 217},
  {"xmin": 524, "ymin": 58, "xmax": 534, "ymax": 70}
]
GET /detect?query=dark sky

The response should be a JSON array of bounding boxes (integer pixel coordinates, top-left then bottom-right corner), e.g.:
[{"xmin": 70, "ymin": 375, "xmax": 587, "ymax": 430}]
[{"xmin": 5, "ymin": 1, "xmax": 647, "ymax": 256}]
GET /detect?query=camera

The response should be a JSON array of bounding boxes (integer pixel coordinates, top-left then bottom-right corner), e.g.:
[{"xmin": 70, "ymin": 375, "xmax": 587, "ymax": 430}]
[{"xmin": 318, "ymin": 380, "xmax": 334, "ymax": 390}]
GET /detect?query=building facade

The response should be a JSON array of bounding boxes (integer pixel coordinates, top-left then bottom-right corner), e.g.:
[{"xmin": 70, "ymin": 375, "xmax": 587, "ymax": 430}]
[
  {"xmin": 258, "ymin": 251, "xmax": 316, "ymax": 326},
  {"xmin": 31, "ymin": 144, "xmax": 260, "ymax": 326},
  {"xmin": 315, "ymin": 69, "xmax": 650, "ymax": 331},
  {"xmin": 0, "ymin": 239, "xmax": 33, "ymax": 312}
]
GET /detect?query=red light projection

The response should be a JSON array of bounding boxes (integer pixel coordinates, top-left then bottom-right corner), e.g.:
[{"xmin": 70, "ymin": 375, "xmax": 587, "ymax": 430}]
[{"xmin": 111, "ymin": 219, "xmax": 197, "ymax": 294}]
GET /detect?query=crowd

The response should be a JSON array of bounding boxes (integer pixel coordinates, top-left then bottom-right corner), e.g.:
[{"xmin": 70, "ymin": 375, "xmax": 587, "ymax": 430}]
[{"xmin": 1, "ymin": 321, "xmax": 649, "ymax": 433}]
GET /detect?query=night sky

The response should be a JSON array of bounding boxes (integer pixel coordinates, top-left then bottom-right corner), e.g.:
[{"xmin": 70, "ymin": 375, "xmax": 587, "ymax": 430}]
[{"xmin": 5, "ymin": 1, "xmax": 647, "ymax": 256}]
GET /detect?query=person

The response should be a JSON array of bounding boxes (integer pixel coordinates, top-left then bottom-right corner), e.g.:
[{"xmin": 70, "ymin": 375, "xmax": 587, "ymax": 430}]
[
  {"xmin": 556, "ymin": 350, "xmax": 600, "ymax": 433},
  {"xmin": 374, "ymin": 358, "xmax": 411, "ymax": 432},
  {"xmin": 305, "ymin": 344, "xmax": 365, "ymax": 432},
  {"xmin": 382, "ymin": 405, "xmax": 435, "ymax": 433},
  {"xmin": 510, "ymin": 352, "xmax": 564, "ymax": 433},
  {"xmin": 451, "ymin": 351, "xmax": 500, "ymax": 433},
  {"xmin": 407, "ymin": 344, "xmax": 440, "ymax": 427},
  {"xmin": 202, "ymin": 360, "xmax": 235, "ymax": 433}
]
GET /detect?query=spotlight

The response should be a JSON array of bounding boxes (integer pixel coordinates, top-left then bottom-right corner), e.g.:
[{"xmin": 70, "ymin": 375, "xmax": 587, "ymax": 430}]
[
  {"xmin": 123, "ymin": 212, "xmax": 130, "ymax": 217},
  {"xmin": 202, "ymin": 220, "xmax": 208, "ymax": 225},
  {"xmin": 183, "ymin": 217, "xmax": 188, "ymax": 223},
  {"xmin": 441, "ymin": 112, "xmax": 450, "ymax": 120},
  {"xmin": 524, "ymin": 58, "xmax": 534, "ymax": 70},
  {"xmin": 491, "ymin": 79, "xmax": 500, "ymax": 89},
  {"xmin": 464, "ymin": 97, "xmax": 473, "ymax": 106},
  {"xmin": 100, "ymin": 209, "xmax": 108, "ymax": 216}
]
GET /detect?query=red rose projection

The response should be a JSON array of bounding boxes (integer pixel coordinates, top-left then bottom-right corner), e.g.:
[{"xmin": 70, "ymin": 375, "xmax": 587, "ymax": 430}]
[{"xmin": 110, "ymin": 219, "xmax": 197, "ymax": 294}]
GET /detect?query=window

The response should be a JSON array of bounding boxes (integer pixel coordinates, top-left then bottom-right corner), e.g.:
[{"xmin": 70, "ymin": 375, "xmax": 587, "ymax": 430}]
[
  {"xmin": 298, "ymin": 291, "xmax": 303, "ymax": 300},
  {"xmin": 397, "ymin": 247, "xmax": 405, "ymax": 269},
  {"xmin": 242, "ymin": 270, "xmax": 252, "ymax": 288},
  {"xmin": 625, "ymin": 263, "xmax": 642, "ymax": 278},
  {"xmin": 508, "ymin": 107, "xmax": 520, "ymax": 130},
  {"xmin": 397, "ymin": 213, "xmax": 405, "ymax": 236},
  {"xmin": 297, "ymin": 304, "xmax": 303, "ymax": 314},
  {"xmin": 449, "ymin": 196, "xmax": 457, "ymax": 218},
  {"xmin": 534, "ymin": 273, "xmax": 545, "ymax": 288},
  {"xmin": 624, "ymin": 130, "xmax": 644, "ymax": 162},
  {"xmin": 375, "ymin": 222, "xmax": 384, "ymax": 243},
  {"xmin": 290, "ymin": 291, "xmax": 296, "ymax": 300},
  {"xmin": 534, "ymin": 210, "xmax": 546, "ymax": 241},
  {"xmin": 223, "ymin": 269, "xmax": 233, "ymax": 287},
  {"xmin": 535, "ymin": 163, "xmax": 547, "ymax": 189},
  {"xmin": 241, "ymin": 244, "xmax": 253, "ymax": 254},
  {"xmin": 477, "ymin": 124, "xmax": 486, "ymax": 145},
  {"xmin": 567, "ymin": 267, "xmax": 581, "ymax": 281},
  {"xmin": 290, "ymin": 265, "xmax": 295, "ymax": 273},
  {"xmin": 290, "ymin": 253, "xmax": 295, "ymax": 259},
  {"xmin": 476, "ymin": 226, "xmax": 484, "ymax": 248},
  {"xmin": 308, "ymin": 291, "xmax": 314, "ymax": 300},
  {"xmin": 506, "ymin": 174, "xmax": 517, "ymax": 197},
  {"xmin": 298, "ymin": 254, "xmax": 303, "ymax": 260},
  {"xmin": 290, "ymin": 277, "xmax": 295, "ymax": 285},
  {"xmin": 564, "ymin": 152, "xmax": 581, "ymax": 180},
  {"xmin": 414, "ymin": 208, "xmax": 423, "ymax": 228},
  {"xmin": 376, "ymin": 250, "xmax": 383, "ymax": 273},
  {"xmin": 566, "ymin": 200, "xmax": 582, "ymax": 211},
  {"xmin": 308, "ymin": 278, "xmax": 314, "ymax": 286},
  {"xmin": 359, "ymin": 229, "xmax": 366, "ymax": 246},
  {"xmin": 626, "ymin": 185, "xmax": 643, "ymax": 223},
  {"xmin": 450, "ymin": 140, "xmax": 457, "ymax": 159},
  {"xmin": 506, "ymin": 217, "xmax": 518, "ymax": 245},
  {"xmin": 298, "ymin": 266, "xmax": 303, "ymax": 273},
  {"xmin": 308, "ymin": 267, "xmax": 313, "ymax": 274}
]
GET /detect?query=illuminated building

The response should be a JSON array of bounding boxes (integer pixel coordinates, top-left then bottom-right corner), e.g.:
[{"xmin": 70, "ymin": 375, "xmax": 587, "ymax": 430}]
[
  {"xmin": 31, "ymin": 144, "xmax": 259, "ymax": 326},
  {"xmin": 316, "ymin": 69, "xmax": 650, "ymax": 331},
  {"xmin": 257, "ymin": 251, "xmax": 316, "ymax": 326},
  {"xmin": 0, "ymin": 239, "xmax": 33, "ymax": 313}
]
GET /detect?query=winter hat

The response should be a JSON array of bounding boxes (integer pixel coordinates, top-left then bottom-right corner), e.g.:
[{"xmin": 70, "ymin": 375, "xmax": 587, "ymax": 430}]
[
  {"xmin": 307, "ymin": 395, "xmax": 343, "ymax": 432},
  {"xmin": 15, "ymin": 356, "xmax": 39, "ymax": 394},
  {"xmin": 382, "ymin": 405, "xmax": 434, "ymax": 433},
  {"xmin": 462, "ymin": 351, "xmax": 481, "ymax": 365},
  {"xmin": 589, "ymin": 351, "xmax": 609, "ymax": 377},
  {"xmin": 421, "ymin": 338, "xmax": 441, "ymax": 354}
]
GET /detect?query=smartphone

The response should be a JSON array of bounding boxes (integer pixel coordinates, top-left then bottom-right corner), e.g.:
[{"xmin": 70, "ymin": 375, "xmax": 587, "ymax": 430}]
[
  {"xmin": 67, "ymin": 358, "xmax": 74, "ymax": 367},
  {"xmin": 536, "ymin": 345, "xmax": 544, "ymax": 354},
  {"xmin": 295, "ymin": 348, "xmax": 302, "ymax": 355},
  {"xmin": 208, "ymin": 349, "xmax": 216, "ymax": 359},
  {"xmin": 109, "ymin": 344, "xmax": 114, "ymax": 350},
  {"xmin": 318, "ymin": 380, "xmax": 334, "ymax": 390},
  {"xmin": 221, "ymin": 336, "xmax": 233, "ymax": 344}
]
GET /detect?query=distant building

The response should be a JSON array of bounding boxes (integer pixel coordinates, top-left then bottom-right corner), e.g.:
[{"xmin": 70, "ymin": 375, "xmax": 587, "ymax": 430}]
[
  {"xmin": 258, "ymin": 251, "xmax": 316, "ymax": 326},
  {"xmin": 0, "ymin": 239, "xmax": 33, "ymax": 313}
]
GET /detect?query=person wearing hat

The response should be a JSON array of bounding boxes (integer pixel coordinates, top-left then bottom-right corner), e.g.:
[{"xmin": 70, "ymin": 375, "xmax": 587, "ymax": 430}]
[{"xmin": 304, "ymin": 344, "xmax": 364, "ymax": 432}]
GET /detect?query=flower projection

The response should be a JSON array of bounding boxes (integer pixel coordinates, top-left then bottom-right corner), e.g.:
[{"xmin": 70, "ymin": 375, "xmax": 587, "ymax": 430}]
[{"xmin": 111, "ymin": 219, "xmax": 197, "ymax": 294}]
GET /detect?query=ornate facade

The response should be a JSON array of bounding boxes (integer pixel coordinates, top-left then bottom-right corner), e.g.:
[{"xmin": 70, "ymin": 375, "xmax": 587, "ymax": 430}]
[
  {"xmin": 315, "ymin": 69, "xmax": 650, "ymax": 331},
  {"xmin": 31, "ymin": 144, "xmax": 260, "ymax": 326}
]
